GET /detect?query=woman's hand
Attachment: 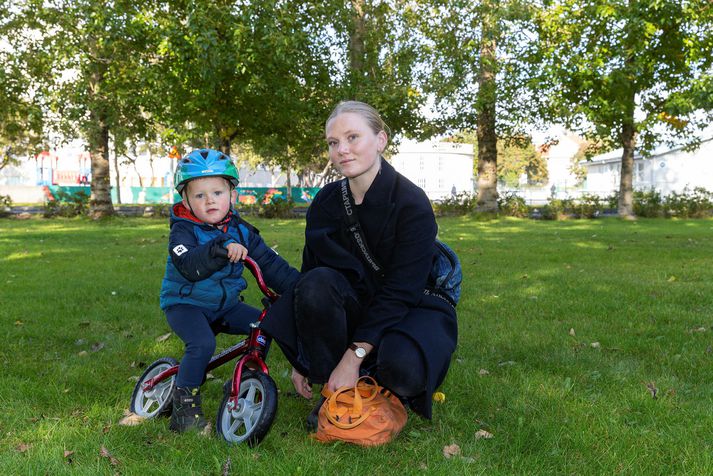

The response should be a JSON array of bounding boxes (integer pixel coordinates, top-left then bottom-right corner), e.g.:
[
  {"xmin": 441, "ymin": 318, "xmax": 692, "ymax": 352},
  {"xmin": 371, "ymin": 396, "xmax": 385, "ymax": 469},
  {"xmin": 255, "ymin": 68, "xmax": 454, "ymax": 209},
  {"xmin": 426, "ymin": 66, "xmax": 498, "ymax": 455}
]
[
  {"xmin": 326, "ymin": 342, "xmax": 373, "ymax": 392},
  {"xmin": 291, "ymin": 367, "xmax": 313, "ymax": 399}
]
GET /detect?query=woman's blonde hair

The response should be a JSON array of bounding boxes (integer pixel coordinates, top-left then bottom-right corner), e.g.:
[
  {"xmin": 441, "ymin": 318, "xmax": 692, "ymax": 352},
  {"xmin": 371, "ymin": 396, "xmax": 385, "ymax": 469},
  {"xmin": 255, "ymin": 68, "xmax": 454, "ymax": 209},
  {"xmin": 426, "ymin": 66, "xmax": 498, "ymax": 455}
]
[{"xmin": 325, "ymin": 101, "xmax": 391, "ymax": 139}]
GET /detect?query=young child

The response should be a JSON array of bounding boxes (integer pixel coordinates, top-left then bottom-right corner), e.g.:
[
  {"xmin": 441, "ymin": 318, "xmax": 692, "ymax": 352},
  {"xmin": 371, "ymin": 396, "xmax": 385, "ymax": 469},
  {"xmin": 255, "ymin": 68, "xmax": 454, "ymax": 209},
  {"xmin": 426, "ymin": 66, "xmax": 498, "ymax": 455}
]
[{"xmin": 159, "ymin": 148, "xmax": 299, "ymax": 432}]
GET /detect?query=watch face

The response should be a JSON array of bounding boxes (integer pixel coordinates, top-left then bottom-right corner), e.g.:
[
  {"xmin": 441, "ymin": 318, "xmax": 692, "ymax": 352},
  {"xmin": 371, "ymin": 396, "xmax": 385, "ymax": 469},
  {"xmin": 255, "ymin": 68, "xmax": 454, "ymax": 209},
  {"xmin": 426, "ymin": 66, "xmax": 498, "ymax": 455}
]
[{"xmin": 355, "ymin": 347, "xmax": 367, "ymax": 358}]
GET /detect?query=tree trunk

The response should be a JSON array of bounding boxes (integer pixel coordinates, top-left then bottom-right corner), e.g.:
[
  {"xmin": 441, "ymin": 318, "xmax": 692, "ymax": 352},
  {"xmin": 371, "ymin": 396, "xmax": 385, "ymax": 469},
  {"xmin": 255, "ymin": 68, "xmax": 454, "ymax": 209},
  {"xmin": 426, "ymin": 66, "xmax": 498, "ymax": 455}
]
[
  {"xmin": 86, "ymin": 41, "xmax": 114, "ymax": 218},
  {"xmin": 285, "ymin": 164, "xmax": 292, "ymax": 201},
  {"xmin": 349, "ymin": 0, "xmax": 366, "ymax": 93},
  {"xmin": 618, "ymin": 40, "xmax": 637, "ymax": 220},
  {"xmin": 475, "ymin": 4, "xmax": 498, "ymax": 214},
  {"xmin": 113, "ymin": 140, "xmax": 122, "ymax": 204},
  {"xmin": 220, "ymin": 138, "xmax": 231, "ymax": 156},
  {"xmin": 618, "ymin": 108, "xmax": 637, "ymax": 219}
]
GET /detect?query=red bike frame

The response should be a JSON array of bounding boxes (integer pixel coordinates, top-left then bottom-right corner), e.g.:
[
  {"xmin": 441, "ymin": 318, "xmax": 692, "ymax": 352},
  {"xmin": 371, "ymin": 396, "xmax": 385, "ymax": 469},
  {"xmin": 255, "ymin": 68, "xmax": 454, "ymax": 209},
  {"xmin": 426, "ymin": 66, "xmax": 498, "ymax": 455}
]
[{"xmin": 141, "ymin": 257, "xmax": 279, "ymax": 406}]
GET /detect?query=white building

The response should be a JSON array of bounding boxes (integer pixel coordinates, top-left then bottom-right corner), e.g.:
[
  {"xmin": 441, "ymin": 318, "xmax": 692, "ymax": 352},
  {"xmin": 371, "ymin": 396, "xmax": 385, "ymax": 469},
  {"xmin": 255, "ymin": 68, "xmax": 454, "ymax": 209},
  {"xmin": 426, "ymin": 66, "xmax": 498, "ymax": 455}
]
[
  {"xmin": 390, "ymin": 140, "xmax": 474, "ymax": 200},
  {"xmin": 583, "ymin": 137, "xmax": 713, "ymax": 195},
  {"xmin": 541, "ymin": 133, "xmax": 582, "ymax": 193}
]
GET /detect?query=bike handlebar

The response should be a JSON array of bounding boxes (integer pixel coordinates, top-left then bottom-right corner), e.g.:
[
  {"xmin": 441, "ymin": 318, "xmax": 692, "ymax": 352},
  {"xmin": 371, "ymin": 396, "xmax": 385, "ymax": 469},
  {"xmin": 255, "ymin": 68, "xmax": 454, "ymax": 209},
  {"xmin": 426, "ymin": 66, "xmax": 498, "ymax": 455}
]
[{"xmin": 214, "ymin": 246, "xmax": 278, "ymax": 302}]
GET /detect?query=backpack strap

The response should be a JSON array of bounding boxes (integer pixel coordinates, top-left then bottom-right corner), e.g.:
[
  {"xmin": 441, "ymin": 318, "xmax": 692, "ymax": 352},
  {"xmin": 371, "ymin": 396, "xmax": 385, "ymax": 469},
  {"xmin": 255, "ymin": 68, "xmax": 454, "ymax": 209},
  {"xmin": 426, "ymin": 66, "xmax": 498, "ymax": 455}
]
[{"xmin": 339, "ymin": 179, "xmax": 385, "ymax": 278}]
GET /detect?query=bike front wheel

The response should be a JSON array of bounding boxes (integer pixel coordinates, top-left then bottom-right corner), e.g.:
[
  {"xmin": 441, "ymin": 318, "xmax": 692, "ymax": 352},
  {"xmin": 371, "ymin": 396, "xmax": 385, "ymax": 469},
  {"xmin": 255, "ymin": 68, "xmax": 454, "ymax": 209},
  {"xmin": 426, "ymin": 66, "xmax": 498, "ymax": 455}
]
[{"xmin": 216, "ymin": 370, "xmax": 278, "ymax": 446}]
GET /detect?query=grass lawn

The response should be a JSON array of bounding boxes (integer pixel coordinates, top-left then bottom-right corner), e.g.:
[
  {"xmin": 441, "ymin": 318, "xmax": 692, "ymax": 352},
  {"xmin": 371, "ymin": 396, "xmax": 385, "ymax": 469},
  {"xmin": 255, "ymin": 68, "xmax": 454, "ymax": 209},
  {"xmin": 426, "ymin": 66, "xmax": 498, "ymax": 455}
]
[{"xmin": 1, "ymin": 215, "xmax": 712, "ymax": 475}]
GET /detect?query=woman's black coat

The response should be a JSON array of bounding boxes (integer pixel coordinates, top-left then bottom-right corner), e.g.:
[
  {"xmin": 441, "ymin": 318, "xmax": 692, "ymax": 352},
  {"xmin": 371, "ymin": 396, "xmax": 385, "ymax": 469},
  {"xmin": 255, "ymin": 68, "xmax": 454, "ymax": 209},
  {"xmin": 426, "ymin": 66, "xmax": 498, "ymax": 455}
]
[{"xmin": 263, "ymin": 159, "xmax": 458, "ymax": 418}]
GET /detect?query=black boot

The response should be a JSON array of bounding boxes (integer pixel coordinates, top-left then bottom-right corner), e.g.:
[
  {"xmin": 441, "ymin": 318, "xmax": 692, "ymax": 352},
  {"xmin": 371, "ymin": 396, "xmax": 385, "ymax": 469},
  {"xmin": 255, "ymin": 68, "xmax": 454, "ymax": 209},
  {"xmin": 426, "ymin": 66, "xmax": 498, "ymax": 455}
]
[
  {"xmin": 306, "ymin": 395, "xmax": 326, "ymax": 433},
  {"xmin": 169, "ymin": 387, "xmax": 208, "ymax": 433}
]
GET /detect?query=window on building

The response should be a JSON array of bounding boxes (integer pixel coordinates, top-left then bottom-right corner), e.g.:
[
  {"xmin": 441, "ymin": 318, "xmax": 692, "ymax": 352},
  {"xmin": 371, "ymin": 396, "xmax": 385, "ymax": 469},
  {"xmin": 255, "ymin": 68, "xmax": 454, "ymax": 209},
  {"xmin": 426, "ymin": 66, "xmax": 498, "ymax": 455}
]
[
  {"xmin": 635, "ymin": 162, "xmax": 645, "ymax": 182},
  {"xmin": 417, "ymin": 178, "xmax": 426, "ymax": 188}
]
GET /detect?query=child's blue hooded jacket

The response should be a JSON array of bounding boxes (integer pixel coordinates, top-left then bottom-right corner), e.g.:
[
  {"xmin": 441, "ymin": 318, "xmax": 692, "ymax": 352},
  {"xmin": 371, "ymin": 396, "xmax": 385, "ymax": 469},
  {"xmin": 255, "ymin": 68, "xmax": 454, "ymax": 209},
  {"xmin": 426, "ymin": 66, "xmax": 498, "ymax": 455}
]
[{"xmin": 160, "ymin": 203, "xmax": 299, "ymax": 311}]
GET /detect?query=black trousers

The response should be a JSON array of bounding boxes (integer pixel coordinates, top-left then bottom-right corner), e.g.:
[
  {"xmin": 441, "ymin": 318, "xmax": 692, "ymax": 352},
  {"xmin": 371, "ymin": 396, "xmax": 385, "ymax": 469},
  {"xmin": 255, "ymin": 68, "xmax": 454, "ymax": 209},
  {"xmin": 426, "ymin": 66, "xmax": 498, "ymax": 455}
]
[{"xmin": 282, "ymin": 267, "xmax": 428, "ymax": 398}]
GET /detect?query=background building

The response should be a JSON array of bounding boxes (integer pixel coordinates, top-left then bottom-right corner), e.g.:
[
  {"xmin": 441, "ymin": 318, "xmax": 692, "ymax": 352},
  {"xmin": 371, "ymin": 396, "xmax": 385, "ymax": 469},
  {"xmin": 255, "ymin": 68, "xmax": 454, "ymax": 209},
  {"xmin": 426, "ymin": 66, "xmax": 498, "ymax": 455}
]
[
  {"xmin": 583, "ymin": 136, "xmax": 713, "ymax": 196},
  {"xmin": 390, "ymin": 140, "xmax": 474, "ymax": 200}
]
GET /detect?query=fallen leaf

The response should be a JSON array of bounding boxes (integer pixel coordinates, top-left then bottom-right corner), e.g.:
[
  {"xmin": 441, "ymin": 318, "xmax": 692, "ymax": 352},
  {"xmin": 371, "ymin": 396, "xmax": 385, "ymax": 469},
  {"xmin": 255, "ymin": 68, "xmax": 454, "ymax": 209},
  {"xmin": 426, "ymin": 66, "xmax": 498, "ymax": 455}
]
[
  {"xmin": 63, "ymin": 450, "xmax": 75, "ymax": 458},
  {"xmin": 118, "ymin": 411, "xmax": 146, "ymax": 426},
  {"xmin": 127, "ymin": 375, "xmax": 139, "ymax": 382},
  {"xmin": 205, "ymin": 372, "xmax": 215, "ymax": 381},
  {"xmin": 222, "ymin": 456, "xmax": 232, "ymax": 476},
  {"xmin": 156, "ymin": 332, "xmax": 172, "ymax": 342},
  {"xmin": 590, "ymin": 342, "xmax": 601, "ymax": 349},
  {"xmin": 432, "ymin": 392, "xmax": 446, "ymax": 403},
  {"xmin": 200, "ymin": 422, "xmax": 213, "ymax": 437},
  {"xmin": 645, "ymin": 381, "xmax": 658, "ymax": 399},
  {"xmin": 15, "ymin": 443, "xmax": 31, "ymax": 453},
  {"xmin": 569, "ymin": 328, "xmax": 576, "ymax": 337},
  {"xmin": 91, "ymin": 342, "xmax": 105, "ymax": 352},
  {"xmin": 15, "ymin": 320, "xmax": 23, "ymax": 326},
  {"xmin": 475, "ymin": 429, "xmax": 494, "ymax": 439},
  {"xmin": 102, "ymin": 425, "xmax": 111, "ymax": 434},
  {"xmin": 443, "ymin": 443, "xmax": 461, "ymax": 459},
  {"xmin": 667, "ymin": 276, "xmax": 677, "ymax": 282},
  {"xmin": 690, "ymin": 327, "xmax": 707, "ymax": 333},
  {"xmin": 479, "ymin": 368, "xmax": 490, "ymax": 376},
  {"xmin": 498, "ymin": 360, "xmax": 516, "ymax": 366},
  {"xmin": 100, "ymin": 446, "xmax": 120, "ymax": 466},
  {"xmin": 78, "ymin": 351, "xmax": 88, "ymax": 357}
]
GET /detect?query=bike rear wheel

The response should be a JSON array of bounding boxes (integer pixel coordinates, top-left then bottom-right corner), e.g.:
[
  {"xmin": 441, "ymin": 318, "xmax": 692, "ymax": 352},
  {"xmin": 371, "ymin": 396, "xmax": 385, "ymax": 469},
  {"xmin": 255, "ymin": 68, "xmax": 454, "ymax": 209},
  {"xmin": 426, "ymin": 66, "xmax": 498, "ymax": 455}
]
[{"xmin": 130, "ymin": 357, "xmax": 178, "ymax": 418}]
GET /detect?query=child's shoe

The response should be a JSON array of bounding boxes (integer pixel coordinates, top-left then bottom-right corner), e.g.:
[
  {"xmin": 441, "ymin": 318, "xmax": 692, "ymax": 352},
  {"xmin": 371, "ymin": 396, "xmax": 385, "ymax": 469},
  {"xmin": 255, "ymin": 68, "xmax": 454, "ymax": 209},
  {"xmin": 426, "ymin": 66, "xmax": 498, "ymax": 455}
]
[{"xmin": 169, "ymin": 386, "xmax": 208, "ymax": 432}]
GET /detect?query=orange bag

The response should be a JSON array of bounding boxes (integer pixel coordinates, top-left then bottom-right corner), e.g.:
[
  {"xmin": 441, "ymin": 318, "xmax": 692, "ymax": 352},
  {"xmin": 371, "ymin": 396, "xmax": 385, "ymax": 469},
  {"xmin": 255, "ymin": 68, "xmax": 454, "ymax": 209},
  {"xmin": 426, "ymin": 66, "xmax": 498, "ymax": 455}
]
[{"xmin": 312, "ymin": 376, "xmax": 408, "ymax": 446}]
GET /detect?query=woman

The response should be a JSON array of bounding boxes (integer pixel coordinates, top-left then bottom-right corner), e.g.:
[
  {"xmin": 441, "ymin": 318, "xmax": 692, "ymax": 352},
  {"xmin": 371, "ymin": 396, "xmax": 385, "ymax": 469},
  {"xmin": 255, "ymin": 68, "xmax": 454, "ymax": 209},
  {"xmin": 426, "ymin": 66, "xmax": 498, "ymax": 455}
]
[{"xmin": 263, "ymin": 101, "xmax": 457, "ymax": 420}]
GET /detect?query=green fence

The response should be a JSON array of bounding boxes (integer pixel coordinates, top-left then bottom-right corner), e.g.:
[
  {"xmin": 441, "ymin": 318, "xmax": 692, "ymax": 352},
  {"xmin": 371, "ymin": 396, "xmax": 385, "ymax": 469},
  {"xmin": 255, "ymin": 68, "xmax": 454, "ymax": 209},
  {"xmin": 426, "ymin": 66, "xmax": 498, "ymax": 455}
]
[{"xmin": 44, "ymin": 185, "xmax": 320, "ymax": 205}]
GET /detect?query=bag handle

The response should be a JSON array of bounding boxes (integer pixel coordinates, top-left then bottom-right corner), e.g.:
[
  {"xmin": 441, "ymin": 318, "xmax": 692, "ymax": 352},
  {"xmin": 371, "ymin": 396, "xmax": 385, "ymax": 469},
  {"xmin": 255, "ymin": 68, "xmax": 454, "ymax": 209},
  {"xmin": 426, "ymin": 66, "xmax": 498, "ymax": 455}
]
[{"xmin": 320, "ymin": 376, "xmax": 381, "ymax": 429}]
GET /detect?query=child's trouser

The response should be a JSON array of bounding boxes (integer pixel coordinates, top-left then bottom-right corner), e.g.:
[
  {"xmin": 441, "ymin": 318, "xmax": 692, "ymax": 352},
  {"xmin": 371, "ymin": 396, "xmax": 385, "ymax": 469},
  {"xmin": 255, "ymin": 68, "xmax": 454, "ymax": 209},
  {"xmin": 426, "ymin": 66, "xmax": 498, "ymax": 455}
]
[{"xmin": 165, "ymin": 301, "xmax": 260, "ymax": 387}]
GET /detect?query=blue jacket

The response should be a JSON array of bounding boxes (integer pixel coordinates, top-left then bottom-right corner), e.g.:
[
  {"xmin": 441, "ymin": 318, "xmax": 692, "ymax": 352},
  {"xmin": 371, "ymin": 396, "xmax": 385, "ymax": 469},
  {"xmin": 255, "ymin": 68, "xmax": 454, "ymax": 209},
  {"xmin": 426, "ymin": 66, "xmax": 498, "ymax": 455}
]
[{"xmin": 160, "ymin": 203, "xmax": 299, "ymax": 311}]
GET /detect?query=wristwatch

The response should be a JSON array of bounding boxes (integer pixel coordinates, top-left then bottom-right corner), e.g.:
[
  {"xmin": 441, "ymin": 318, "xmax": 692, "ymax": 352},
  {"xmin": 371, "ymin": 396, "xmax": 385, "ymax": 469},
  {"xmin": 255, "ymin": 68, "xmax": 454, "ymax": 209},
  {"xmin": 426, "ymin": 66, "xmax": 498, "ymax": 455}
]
[{"xmin": 349, "ymin": 343, "xmax": 367, "ymax": 359}]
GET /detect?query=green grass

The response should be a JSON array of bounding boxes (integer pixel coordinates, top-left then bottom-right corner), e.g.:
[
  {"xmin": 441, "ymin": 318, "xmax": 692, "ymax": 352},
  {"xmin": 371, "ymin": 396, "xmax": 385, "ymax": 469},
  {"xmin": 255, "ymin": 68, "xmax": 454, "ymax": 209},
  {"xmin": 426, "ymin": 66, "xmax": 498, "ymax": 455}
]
[{"xmin": 1, "ymin": 216, "xmax": 713, "ymax": 474}]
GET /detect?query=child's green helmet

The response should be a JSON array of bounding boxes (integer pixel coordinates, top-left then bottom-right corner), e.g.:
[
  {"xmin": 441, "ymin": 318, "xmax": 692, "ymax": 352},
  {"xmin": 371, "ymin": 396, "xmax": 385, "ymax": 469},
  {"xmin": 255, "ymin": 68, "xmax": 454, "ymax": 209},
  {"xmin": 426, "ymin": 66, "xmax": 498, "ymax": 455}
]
[{"xmin": 174, "ymin": 149, "xmax": 240, "ymax": 194}]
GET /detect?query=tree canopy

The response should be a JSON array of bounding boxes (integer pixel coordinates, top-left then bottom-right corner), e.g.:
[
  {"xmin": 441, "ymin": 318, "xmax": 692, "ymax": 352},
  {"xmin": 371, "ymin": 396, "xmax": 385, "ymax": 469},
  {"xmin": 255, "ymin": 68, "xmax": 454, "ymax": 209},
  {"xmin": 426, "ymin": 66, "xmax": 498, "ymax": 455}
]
[{"xmin": 536, "ymin": 0, "xmax": 713, "ymax": 217}]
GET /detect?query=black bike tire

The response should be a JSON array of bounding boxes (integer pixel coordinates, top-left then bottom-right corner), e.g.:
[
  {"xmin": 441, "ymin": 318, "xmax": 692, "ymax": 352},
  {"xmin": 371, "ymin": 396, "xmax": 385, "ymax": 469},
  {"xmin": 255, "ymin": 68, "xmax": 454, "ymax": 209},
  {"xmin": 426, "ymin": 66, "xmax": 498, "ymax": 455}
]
[
  {"xmin": 216, "ymin": 370, "xmax": 278, "ymax": 447},
  {"xmin": 129, "ymin": 357, "xmax": 178, "ymax": 418}
]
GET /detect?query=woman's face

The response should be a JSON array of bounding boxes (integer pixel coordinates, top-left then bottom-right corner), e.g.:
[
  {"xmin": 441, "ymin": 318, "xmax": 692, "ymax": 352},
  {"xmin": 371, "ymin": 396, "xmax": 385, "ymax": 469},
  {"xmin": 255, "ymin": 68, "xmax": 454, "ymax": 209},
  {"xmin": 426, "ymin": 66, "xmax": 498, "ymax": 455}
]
[{"xmin": 326, "ymin": 112, "xmax": 387, "ymax": 180}]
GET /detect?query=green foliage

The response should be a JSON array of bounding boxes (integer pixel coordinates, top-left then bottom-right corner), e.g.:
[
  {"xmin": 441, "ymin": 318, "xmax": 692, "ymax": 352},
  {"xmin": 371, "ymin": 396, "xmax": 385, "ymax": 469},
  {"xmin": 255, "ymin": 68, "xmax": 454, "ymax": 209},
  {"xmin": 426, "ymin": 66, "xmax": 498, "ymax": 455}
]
[
  {"xmin": 42, "ymin": 189, "xmax": 90, "ymax": 218},
  {"xmin": 497, "ymin": 191, "xmax": 528, "ymax": 218},
  {"xmin": 632, "ymin": 189, "xmax": 665, "ymax": 218},
  {"xmin": 608, "ymin": 188, "xmax": 713, "ymax": 218},
  {"xmin": 432, "ymin": 192, "xmax": 475, "ymax": 216},
  {"xmin": 535, "ymin": 0, "xmax": 713, "ymax": 216},
  {"xmin": 663, "ymin": 187, "xmax": 713, "ymax": 218},
  {"xmin": 447, "ymin": 131, "xmax": 548, "ymax": 186},
  {"xmin": 0, "ymin": 194, "xmax": 12, "ymax": 217},
  {"xmin": 256, "ymin": 199, "xmax": 299, "ymax": 219},
  {"xmin": 539, "ymin": 198, "xmax": 571, "ymax": 220}
]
